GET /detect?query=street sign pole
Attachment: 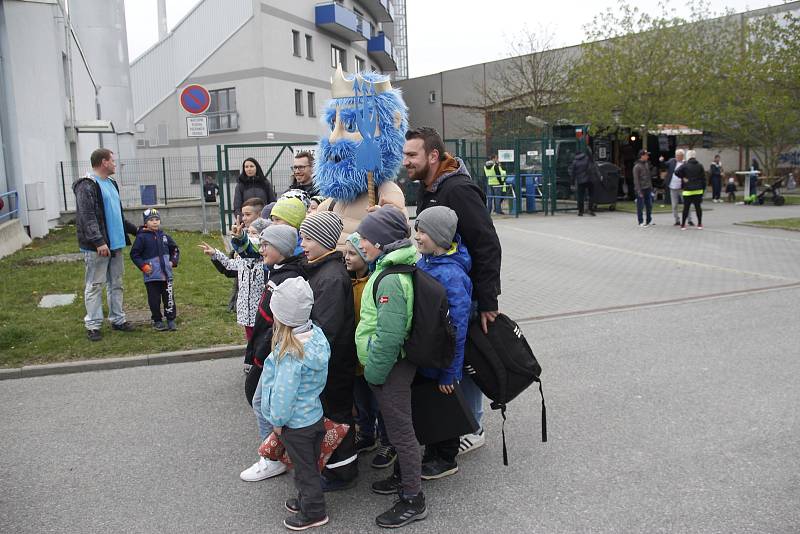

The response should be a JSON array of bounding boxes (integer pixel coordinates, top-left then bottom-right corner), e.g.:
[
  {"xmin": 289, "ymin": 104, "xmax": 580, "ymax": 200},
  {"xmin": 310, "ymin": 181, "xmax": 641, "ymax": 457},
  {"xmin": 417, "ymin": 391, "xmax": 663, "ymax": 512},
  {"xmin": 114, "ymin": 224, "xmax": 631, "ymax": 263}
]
[
  {"xmin": 180, "ymin": 84, "xmax": 211, "ymax": 234},
  {"xmin": 197, "ymin": 139, "xmax": 207, "ymax": 234}
]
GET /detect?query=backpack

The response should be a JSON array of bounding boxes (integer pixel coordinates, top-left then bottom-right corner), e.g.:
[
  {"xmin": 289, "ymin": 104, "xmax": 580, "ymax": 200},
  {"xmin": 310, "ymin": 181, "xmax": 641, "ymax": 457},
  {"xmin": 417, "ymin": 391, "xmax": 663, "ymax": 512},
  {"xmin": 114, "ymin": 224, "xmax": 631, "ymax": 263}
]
[
  {"xmin": 372, "ymin": 264, "xmax": 456, "ymax": 369},
  {"xmin": 464, "ymin": 313, "xmax": 547, "ymax": 465}
]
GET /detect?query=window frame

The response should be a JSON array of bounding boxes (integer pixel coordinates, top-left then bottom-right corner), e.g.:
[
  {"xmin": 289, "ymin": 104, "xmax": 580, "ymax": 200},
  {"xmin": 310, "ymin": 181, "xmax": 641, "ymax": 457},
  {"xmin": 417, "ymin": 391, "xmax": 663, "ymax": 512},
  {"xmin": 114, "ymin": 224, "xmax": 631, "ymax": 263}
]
[
  {"xmin": 294, "ymin": 89, "xmax": 304, "ymax": 116},
  {"xmin": 307, "ymin": 91, "xmax": 316, "ymax": 118},
  {"xmin": 206, "ymin": 87, "xmax": 239, "ymax": 133},
  {"xmin": 292, "ymin": 30, "xmax": 301, "ymax": 57},
  {"xmin": 305, "ymin": 34, "xmax": 313, "ymax": 61}
]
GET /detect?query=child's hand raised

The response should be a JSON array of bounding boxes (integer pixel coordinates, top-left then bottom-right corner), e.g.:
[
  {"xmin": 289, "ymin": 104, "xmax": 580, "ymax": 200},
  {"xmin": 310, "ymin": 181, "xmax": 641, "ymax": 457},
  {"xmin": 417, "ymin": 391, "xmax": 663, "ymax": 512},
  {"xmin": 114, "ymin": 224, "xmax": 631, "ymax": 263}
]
[{"xmin": 198, "ymin": 242, "xmax": 216, "ymax": 256}]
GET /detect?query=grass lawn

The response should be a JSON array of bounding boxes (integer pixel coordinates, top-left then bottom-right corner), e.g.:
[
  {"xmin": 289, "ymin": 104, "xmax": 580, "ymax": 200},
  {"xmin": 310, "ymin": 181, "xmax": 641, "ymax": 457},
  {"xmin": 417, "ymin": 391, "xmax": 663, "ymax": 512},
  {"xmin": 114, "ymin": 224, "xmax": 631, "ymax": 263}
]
[
  {"xmin": 733, "ymin": 193, "xmax": 800, "ymax": 205},
  {"xmin": 0, "ymin": 226, "xmax": 243, "ymax": 368},
  {"xmin": 742, "ymin": 218, "xmax": 800, "ymax": 231}
]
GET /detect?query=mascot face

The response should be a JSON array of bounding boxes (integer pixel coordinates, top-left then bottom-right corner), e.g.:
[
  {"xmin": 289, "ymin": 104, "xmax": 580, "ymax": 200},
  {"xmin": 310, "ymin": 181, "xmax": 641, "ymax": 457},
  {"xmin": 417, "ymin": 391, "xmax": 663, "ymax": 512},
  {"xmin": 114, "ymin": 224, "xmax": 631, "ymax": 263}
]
[{"xmin": 314, "ymin": 68, "xmax": 408, "ymax": 202}]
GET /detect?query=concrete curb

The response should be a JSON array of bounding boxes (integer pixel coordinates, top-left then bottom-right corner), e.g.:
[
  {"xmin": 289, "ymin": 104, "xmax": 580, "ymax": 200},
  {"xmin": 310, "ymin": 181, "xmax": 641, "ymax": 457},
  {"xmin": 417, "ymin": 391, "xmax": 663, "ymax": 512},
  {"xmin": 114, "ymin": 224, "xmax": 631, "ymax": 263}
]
[
  {"xmin": 733, "ymin": 222, "xmax": 800, "ymax": 232},
  {"xmin": 0, "ymin": 345, "xmax": 245, "ymax": 380}
]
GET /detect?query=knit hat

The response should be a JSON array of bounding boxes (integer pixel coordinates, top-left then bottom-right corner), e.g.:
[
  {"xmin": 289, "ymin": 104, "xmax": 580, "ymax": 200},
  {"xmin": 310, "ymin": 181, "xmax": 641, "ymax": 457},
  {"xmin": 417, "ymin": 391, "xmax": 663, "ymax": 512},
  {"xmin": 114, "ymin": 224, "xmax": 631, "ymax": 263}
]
[
  {"xmin": 270, "ymin": 277, "xmax": 314, "ymax": 327},
  {"xmin": 281, "ymin": 188, "xmax": 311, "ymax": 210},
  {"xmin": 261, "ymin": 201, "xmax": 276, "ymax": 220},
  {"xmin": 249, "ymin": 217, "xmax": 270, "ymax": 234},
  {"xmin": 346, "ymin": 232, "xmax": 368, "ymax": 262},
  {"xmin": 270, "ymin": 197, "xmax": 306, "ymax": 229},
  {"xmin": 356, "ymin": 207, "xmax": 409, "ymax": 250},
  {"xmin": 414, "ymin": 206, "xmax": 458, "ymax": 250},
  {"xmin": 299, "ymin": 211, "xmax": 344, "ymax": 251},
  {"xmin": 259, "ymin": 224, "xmax": 298, "ymax": 259},
  {"xmin": 143, "ymin": 208, "xmax": 160, "ymax": 224}
]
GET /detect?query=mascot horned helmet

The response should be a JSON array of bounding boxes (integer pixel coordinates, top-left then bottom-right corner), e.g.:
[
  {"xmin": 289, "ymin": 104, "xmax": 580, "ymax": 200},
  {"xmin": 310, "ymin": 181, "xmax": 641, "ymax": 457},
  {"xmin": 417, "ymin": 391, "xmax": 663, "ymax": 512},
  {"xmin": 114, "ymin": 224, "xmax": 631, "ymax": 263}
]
[{"xmin": 314, "ymin": 65, "xmax": 409, "ymax": 202}]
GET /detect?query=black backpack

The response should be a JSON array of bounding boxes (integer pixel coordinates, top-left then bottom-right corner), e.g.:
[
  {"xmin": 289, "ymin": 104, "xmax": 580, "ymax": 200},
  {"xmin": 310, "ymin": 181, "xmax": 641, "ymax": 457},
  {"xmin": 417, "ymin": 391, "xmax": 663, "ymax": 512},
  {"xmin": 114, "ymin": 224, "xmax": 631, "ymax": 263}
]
[
  {"xmin": 464, "ymin": 313, "xmax": 547, "ymax": 465},
  {"xmin": 372, "ymin": 264, "xmax": 456, "ymax": 369}
]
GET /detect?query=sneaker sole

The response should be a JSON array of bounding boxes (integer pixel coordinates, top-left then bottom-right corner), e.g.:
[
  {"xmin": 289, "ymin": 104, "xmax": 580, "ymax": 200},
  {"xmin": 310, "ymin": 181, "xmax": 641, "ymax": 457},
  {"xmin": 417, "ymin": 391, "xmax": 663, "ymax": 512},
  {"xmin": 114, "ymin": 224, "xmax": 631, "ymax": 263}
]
[
  {"xmin": 376, "ymin": 508, "xmax": 428, "ymax": 528},
  {"xmin": 283, "ymin": 516, "xmax": 329, "ymax": 531},
  {"xmin": 371, "ymin": 484, "xmax": 402, "ymax": 495},
  {"xmin": 240, "ymin": 467, "xmax": 287, "ymax": 482},
  {"xmin": 421, "ymin": 466, "xmax": 459, "ymax": 480},
  {"xmin": 371, "ymin": 456, "xmax": 397, "ymax": 469}
]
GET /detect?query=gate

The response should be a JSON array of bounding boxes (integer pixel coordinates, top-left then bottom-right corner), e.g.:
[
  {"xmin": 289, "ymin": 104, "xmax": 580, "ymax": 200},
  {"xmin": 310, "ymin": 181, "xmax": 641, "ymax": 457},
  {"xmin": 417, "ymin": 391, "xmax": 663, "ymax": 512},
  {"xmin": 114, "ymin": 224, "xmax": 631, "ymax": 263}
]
[{"xmin": 215, "ymin": 142, "xmax": 317, "ymax": 231}]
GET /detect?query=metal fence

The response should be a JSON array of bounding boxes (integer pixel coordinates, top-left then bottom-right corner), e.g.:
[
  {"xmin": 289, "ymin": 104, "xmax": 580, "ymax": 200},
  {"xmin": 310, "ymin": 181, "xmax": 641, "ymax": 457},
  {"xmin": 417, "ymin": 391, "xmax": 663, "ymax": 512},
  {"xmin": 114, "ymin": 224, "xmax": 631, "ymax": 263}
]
[
  {"xmin": 58, "ymin": 156, "xmax": 235, "ymax": 211},
  {"xmin": 0, "ymin": 190, "xmax": 20, "ymax": 222}
]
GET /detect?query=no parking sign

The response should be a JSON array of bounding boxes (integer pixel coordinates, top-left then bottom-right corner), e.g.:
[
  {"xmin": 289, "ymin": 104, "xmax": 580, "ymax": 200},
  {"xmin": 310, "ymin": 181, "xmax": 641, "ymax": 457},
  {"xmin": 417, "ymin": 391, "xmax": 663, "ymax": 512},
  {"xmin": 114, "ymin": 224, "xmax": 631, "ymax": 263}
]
[{"xmin": 179, "ymin": 84, "xmax": 211, "ymax": 115}]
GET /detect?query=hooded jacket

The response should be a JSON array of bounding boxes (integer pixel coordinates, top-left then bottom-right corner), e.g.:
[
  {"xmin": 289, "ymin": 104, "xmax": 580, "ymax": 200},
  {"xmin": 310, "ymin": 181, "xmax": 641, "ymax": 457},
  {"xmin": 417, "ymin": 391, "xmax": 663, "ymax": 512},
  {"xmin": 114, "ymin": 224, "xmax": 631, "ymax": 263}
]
[
  {"xmin": 355, "ymin": 244, "xmax": 416, "ymax": 385},
  {"xmin": 72, "ymin": 176, "xmax": 138, "ymax": 251},
  {"xmin": 260, "ymin": 325, "xmax": 330, "ymax": 429},
  {"xmin": 417, "ymin": 156, "xmax": 502, "ymax": 312},
  {"xmin": 568, "ymin": 152, "xmax": 592, "ymax": 185},
  {"xmin": 232, "ymin": 175, "xmax": 277, "ymax": 217},
  {"xmin": 211, "ymin": 250, "xmax": 265, "ymax": 327},
  {"xmin": 246, "ymin": 254, "xmax": 307, "ymax": 367},
  {"xmin": 416, "ymin": 236, "xmax": 473, "ymax": 385},
  {"xmin": 130, "ymin": 227, "xmax": 180, "ymax": 282},
  {"xmin": 303, "ymin": 251, "xmax": 357, "ymax": 417},
  {"xmin": 675, "ymin": 158, "xmax": 707, "ymax": 192}
]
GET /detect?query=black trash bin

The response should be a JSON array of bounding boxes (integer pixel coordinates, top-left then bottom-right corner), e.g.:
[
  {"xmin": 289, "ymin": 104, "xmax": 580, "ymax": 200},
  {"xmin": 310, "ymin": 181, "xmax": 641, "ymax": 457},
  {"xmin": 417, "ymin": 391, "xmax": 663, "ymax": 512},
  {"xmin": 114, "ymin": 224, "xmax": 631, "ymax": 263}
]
[{"xmin": 592, "ymin": 163, "xmax": 620, "ymax": 211}]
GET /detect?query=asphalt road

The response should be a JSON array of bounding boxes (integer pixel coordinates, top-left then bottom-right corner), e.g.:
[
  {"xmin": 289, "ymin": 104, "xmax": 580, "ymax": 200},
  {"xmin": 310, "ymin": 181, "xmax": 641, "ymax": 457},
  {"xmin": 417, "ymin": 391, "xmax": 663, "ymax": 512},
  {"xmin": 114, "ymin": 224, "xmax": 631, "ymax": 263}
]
[{"xmin": 2, "ymin": 284, "xmax": 798, "ymax": 533}]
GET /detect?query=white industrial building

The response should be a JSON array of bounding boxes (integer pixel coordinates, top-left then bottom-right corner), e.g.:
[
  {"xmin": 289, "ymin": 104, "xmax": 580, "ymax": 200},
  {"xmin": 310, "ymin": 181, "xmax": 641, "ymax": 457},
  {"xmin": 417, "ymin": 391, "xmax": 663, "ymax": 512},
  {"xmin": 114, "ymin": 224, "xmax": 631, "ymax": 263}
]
[{"xmin": 131, "ymin": 0, "xmax": 406, "ymax": 158}]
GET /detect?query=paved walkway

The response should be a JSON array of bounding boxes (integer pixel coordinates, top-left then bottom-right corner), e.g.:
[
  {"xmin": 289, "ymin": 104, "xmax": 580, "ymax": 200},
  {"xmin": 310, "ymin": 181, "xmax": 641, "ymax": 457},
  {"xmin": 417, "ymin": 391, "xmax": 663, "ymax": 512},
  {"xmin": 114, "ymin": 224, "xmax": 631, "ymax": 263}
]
[{"xmin": 1, "ymin": 205, "xmax": 798, "ymax": 533}]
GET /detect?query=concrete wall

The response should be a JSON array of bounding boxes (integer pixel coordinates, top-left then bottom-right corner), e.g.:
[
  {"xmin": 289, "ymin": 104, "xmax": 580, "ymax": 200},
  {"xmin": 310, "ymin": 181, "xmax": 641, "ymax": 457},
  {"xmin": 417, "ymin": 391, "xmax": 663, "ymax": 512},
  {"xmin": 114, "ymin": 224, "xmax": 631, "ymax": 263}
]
[{"xmin": 60, "ymin": 199, "xmax": 223, "ymax": 233}]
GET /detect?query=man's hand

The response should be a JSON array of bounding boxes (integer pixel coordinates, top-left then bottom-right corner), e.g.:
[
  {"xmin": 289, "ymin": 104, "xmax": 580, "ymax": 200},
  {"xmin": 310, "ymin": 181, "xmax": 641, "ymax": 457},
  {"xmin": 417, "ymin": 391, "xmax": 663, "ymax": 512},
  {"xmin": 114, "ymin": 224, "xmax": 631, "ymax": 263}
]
[
  {"xmin": 480, "ymin": 310, "xmax": 499, "ymax": 334},
  {"xmin": 274, "ymin": 426, "xmax": 283, "ymax": 436},
  {"xmin": 438, "ymin": 384, "xmax": 454, "ymax": 395},
  {"xmin": 198, "ymin": 242, "xmax": 215, "ymax": 256},
  {"xmin": 96, "ymin": 244, "xmax": 110, "ymax": 257}
]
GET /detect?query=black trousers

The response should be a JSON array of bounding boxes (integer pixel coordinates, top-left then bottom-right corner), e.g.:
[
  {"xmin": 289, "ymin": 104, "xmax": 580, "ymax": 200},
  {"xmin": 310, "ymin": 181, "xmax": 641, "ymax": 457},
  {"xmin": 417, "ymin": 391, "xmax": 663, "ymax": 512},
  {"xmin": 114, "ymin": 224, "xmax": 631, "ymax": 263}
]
[
  {"xmin": 320, "ymin": 350, "xmax": 358, "ymax": 482},
  {"xmin": 282, "ymin": 419, "xmax": 326, "ymax": 519},
  {"xmin": 682, "ymin": 195, "xmax": 703, "ymax": 226},
  {"xmin": 576, "ymin": 182, "xmax": 594, "ymax": 214},
  {"xmin": 145, "ymin": 281, "xmax": 175, "ymax": 322}
]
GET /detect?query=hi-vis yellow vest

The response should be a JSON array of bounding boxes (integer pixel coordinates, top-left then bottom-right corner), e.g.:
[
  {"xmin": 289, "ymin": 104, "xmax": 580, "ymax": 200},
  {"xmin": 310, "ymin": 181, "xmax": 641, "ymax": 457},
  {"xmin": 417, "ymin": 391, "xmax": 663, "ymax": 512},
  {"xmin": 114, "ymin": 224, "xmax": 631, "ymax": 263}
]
[{"xmin": 485, "ymin": 162, "xmax": 507, "ymax": 189}]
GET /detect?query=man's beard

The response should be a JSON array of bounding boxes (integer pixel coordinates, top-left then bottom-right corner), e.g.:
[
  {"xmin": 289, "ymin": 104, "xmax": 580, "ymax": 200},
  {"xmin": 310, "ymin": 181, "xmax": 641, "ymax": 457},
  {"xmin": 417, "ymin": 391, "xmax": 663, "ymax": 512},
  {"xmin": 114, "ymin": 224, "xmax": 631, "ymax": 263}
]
[{"xmin": 407, "ymin": 162, "xmax": 429, "ymax": 183}]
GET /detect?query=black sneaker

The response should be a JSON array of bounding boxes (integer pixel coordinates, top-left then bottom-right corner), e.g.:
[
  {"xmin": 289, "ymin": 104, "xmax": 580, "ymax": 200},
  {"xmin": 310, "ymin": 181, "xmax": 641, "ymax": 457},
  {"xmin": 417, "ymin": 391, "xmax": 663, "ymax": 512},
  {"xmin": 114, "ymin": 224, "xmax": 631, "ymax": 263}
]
[
  {"xmin": 111, "ymin": 321, "xmax": 135, "ymax": 332},
  {"xmin": 283, "ymin": 512, "xmax": 329, "ymax": 531},
  {"xmin": 356, "ymin": 433, "xmax": 377, "ymax": 454},
  {"xmin": 371, "ymin": 471, "xmax": 402, "ymax": 495},
  {"xmin": 375, "ymin": 492, "xmax": 427, "ymax": 529},
  {"xmin": 589, "ymin": 211, "xmax": 596, "ymax": 216},
  {"xmin": 421, "ymin": 458, "xmax": 458, "ymax": 480},
  {"xmin": 674, "ymin": 221, "xmax": 681, "ymax": 226},
  {"xmin": 285, "ymin": 498, "xmax": 300, "ymax": 514},
  {"xmin": 87, "ymin": 329, "xmax": 102, "ymax": 342},
  {"xmin": 167, "ymin": 319, "xmax": 177, "ymax": 331},
  {"xmin": 321, "ymin": 475, "xmax": 357, "ymax": 493},
  {"xmin": 153, "ymin": 321, "xmax": 168, "ymax": 331},
  {"xmin": 371, "ymin": 444, "xmax": 397, "ymax": 469}
]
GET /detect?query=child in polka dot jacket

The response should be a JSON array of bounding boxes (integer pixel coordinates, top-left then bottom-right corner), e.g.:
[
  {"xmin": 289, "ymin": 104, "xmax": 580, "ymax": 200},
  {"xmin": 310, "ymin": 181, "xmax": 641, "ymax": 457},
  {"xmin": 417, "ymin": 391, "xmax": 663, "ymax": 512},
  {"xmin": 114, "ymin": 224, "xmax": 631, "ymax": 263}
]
[{"xmin": 259, "ymin": 276, "xmax": 332, "ymax": 530}]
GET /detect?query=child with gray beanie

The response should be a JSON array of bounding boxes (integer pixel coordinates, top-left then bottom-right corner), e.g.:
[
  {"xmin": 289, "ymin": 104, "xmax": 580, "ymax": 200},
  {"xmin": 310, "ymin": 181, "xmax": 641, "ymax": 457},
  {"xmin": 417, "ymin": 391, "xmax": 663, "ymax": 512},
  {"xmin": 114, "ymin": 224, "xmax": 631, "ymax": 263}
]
[
  {"xmin": 299, "ymin": 210, "xmax": 360, "ymax": 492},
  {"xmin": 259, "ymin": 277, "xmax": 332, "ymax": 531},
  {"xmin": 413, "ymin": 205, "xmax": 473, "ymax": 480},
  {"xmin": 239, "ymin": 223, "xmax": 307, "ymax": 484}
]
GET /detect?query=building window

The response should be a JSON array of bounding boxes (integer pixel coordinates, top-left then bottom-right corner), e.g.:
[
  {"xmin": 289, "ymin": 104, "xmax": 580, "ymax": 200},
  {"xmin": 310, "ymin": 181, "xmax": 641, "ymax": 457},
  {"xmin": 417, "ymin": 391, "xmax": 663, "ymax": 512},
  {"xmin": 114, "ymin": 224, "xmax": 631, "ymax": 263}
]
[
  {"xmin": 429, "ymin": 91, "xmax": 437, "ymax": 103},
  {"xmin": 331, "ymin": 45, "xmax": 346, "ymax": 70},
  {"xmin": 305, "ymin": 34, "xmax": 313, "ymax": 60},
  {"xmin": 292, "ymin": 30, "xmax": 301, "ymax": 57},
  {"xmin": 295, "ymin": 89, "xmax": 304, "ymax": 116},
  {"xmin": 207, "ymin": 88, "xmax": 238, "ymax": 132},
  {"xmin": 308, "ymin": 92, "xmax": 316, "ymax": 117},
  {"xmin": 355, "ymin": 56, "xmax": 365, "ymax": 72}
]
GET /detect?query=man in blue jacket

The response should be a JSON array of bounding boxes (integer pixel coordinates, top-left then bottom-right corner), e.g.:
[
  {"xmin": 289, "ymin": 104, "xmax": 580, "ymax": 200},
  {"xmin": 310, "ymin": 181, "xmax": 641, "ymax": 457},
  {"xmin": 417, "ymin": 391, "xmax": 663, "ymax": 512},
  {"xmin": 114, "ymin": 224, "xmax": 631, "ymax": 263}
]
[{"xmin": 73, "ymin": 148, "xmax": 138, "ymax": 341}]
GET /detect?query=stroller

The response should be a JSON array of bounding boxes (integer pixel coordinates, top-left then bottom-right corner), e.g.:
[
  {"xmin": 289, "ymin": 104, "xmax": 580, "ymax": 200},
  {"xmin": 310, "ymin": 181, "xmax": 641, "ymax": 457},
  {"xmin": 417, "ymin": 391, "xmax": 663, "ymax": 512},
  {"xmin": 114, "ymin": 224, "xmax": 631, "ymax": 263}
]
[{"xmin": 756, "ymin": 176, "xmax": 786, "ymax": 206}]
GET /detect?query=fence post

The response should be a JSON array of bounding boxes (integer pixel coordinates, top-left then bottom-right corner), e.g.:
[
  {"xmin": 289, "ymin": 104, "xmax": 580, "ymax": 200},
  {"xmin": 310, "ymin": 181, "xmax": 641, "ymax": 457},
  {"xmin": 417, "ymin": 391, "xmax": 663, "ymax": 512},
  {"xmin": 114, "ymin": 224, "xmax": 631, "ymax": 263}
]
[
  {"xmin": 161, "ymin": 157, "xmax": 168, "ymax": 205},
  {"xmin": 60, "ymin": 161, "xmax": 67, "ymax": 212},
  {"xmin": 216, "ymin": 144, "xmax": 225, "ymax": 234}
]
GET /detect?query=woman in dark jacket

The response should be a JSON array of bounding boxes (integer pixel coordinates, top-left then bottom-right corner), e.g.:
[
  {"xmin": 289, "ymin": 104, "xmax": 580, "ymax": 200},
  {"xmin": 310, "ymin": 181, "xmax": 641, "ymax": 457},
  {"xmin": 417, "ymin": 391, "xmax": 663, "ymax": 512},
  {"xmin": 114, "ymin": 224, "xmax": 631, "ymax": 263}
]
[{"xmin": 233, "ymin": 158, "xmax": 277, "ymax": 219}]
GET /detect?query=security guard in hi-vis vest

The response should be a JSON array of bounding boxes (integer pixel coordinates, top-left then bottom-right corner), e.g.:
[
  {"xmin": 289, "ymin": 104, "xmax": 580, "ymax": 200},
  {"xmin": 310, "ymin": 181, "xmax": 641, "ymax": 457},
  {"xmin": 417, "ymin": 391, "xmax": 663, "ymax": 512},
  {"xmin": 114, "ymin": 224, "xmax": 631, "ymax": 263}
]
[{"xmin": 484, "ymin": 154, "xmax": 508, "ymax": 214}]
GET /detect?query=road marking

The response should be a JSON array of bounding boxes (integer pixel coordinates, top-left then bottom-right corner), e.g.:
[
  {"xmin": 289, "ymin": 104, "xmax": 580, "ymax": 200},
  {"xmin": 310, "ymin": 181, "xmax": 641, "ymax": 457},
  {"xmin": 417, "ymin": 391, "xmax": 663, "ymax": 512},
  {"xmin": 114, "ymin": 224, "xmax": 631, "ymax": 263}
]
[{"xmin": 498, "ymin": 225, "xmax": 798, "ymax": 283}]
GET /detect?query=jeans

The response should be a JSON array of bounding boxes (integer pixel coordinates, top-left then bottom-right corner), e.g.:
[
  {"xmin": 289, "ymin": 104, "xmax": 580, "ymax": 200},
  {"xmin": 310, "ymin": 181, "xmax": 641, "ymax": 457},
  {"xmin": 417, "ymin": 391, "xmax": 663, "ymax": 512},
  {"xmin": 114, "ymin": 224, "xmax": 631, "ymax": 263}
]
[
  {"xmin": 489, "ymin": 185, "xmax": 506, "ymax": 214},
  {"xmin": 251, "ymin": 377, "xmax": 273, "ymax": 441},
  {"xmin": 636, "ymin": 189, "xmax": 653, "ymax": 225},
  {"xmin": 711, "ymin": 176, "xmax": 722, "ymax": 200},
  {"xmin": 669, "ymin": 188, "xmax": 692, "ymax": 224},
  {"xmin": 460, "ymin": 375, "xmax": 484, "ymax": 431},
  {"xmin": 353, "ymin": 375, "xmax": 387, "ymax": 442},
  {"xmin": 83, "ymin": 250, "xmax": 126, "ymax": 330},
  {"xmin": 576, "ymin": 182, "xmax": 594, "ymax": 214}
]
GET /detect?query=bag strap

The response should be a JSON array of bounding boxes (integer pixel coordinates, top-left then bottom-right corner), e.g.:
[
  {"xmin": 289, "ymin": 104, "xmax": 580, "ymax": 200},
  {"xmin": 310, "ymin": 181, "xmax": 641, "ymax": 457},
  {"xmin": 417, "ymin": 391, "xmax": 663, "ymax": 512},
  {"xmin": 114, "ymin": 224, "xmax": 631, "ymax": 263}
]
[{"xmin": 372, "ymin": 264, "xmax": 415, "ymax": 304}]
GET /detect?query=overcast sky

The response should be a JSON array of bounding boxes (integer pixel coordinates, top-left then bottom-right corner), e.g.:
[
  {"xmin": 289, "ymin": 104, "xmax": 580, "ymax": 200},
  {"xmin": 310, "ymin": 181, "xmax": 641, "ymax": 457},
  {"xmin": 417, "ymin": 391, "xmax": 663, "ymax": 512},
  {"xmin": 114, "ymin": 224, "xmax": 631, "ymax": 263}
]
[{"xmin": 125, "ymin": 0, "xmax": 784, "ymax": 77}]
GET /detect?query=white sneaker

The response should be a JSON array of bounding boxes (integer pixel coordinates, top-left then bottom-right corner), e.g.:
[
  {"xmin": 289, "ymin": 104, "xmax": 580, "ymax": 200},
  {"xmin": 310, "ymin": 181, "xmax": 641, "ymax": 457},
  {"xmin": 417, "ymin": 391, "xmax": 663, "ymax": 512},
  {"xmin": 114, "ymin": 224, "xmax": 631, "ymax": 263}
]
[
  {"xmin": 457, "ymin": 429, "xmax": 486, "ymax": 456},
  {"xmin": 239, "ymin": 457, "xmax": 287, "ymax": 481}
]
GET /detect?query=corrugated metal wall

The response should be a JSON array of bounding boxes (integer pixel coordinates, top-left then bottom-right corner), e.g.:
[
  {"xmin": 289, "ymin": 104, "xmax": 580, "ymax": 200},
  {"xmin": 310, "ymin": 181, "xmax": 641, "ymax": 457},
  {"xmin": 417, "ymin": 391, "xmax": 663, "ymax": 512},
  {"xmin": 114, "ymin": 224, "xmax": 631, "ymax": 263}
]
[{"xmin": 130, "ymin": 0, "xmax": 253, "ymax": 121}]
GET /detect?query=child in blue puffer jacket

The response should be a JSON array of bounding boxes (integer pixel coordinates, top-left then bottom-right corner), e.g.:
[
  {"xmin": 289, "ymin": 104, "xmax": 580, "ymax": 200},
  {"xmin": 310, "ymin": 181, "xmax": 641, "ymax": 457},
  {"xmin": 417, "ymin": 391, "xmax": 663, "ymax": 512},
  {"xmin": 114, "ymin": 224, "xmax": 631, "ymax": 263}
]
[
  {"xmin": 130, "ymin": 208, "xmax": 180, "ymax": 331},
  {"xmin": 260, "ymin": 276, "xmax": 331, "ymax": 531},
  {"xmin": 413, "ymin": 206, "xmax": 473, "ymax": 480}
]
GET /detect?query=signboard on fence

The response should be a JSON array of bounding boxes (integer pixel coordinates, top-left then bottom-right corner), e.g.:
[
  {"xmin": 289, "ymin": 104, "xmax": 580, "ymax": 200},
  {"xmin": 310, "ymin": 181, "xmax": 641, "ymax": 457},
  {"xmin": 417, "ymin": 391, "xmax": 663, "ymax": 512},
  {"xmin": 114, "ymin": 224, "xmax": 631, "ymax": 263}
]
[
  {"xmin": 186, "ymin": 116, "xmax": 209, "ymax": 138},
  {"xmin": 498, "ymin": 150, "xmax": 515, "ymax": 162}
]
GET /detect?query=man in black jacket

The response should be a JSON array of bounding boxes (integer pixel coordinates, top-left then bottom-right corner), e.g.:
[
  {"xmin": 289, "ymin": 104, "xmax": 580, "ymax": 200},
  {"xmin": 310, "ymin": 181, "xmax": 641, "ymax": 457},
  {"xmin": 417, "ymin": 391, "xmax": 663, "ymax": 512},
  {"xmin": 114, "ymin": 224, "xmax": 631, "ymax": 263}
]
[
  {"xmin": 569, "ymin": 149, "xmax": 597, "ymax": 216},
  {"xmin": 403, "ymin": 126, "xmax": 502, "ymax": 454},
  {"xmin": 73, "ymin": 148, "xmax": 138, "ymax": 341},
  {"xmin": 286, "ymin": 150, "xmax": 320, "ymax": 197}
]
